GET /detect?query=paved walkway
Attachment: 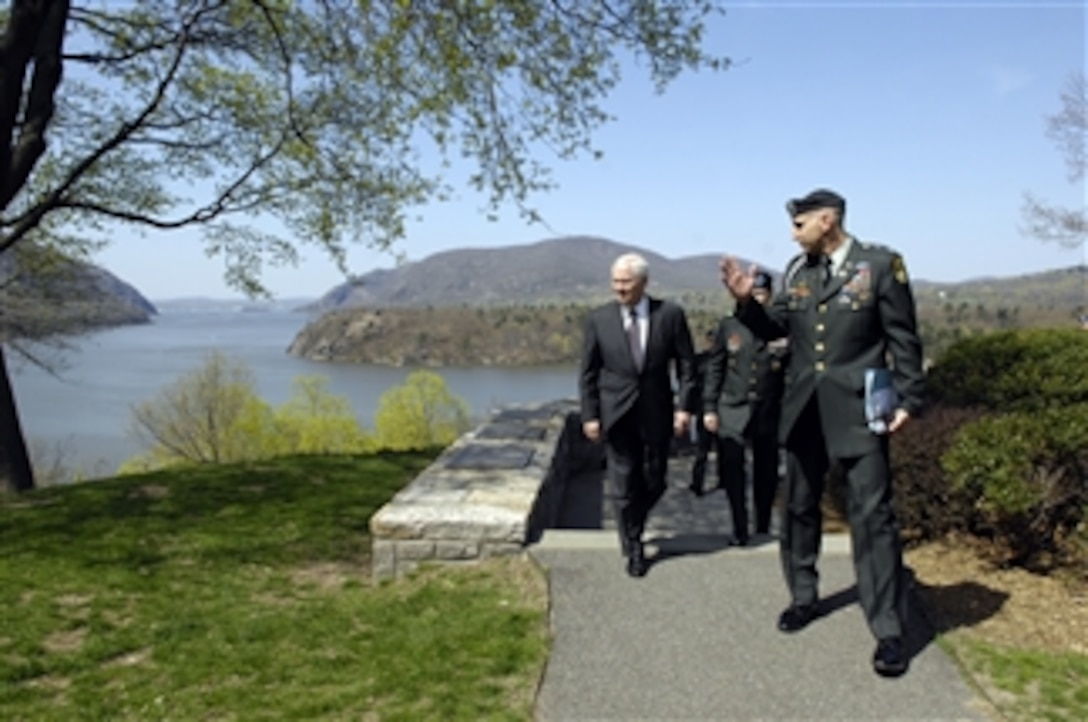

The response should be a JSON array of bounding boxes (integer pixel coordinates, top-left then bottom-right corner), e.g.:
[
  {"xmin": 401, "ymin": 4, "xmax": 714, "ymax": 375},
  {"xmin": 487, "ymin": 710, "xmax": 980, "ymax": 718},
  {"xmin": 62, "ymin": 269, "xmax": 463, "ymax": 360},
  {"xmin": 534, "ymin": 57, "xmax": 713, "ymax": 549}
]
[{"xmin": 528, "ymin": 456, "xmax": 997, "ymax": 721}]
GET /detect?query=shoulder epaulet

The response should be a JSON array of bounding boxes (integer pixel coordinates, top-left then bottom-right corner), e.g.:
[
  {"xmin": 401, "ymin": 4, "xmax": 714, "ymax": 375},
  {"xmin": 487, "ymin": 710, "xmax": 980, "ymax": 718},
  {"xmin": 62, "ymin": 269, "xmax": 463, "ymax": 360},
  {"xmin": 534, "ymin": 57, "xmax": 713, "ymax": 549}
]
[
  {"xmin": 782, "ymin": 254, "xmax": 807, "ymax": 288},
  {"xmin": 856, "ymin": 240, "xmax": 898, "ymax": 257},
  {"xmin": 857, "ymin": 240, "xmax": 911, "ymax": 284}
]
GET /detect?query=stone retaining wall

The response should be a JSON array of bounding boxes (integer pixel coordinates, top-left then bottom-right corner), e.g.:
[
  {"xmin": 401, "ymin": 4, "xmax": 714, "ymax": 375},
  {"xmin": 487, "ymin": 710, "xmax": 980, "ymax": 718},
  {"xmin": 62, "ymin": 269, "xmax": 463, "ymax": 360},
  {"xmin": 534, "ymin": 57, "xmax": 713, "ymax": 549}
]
[{"xmin": 369, "ymin": 399, "xmax": 603, "ymax": 580}]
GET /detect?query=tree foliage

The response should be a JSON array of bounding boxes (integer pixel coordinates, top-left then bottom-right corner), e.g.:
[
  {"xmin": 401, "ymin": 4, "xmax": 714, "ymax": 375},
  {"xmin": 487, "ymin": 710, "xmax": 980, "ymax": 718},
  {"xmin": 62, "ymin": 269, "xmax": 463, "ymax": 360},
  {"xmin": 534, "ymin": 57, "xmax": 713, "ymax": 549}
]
[
  {"xmin": 942, "ymin": 404, "xmax": 1088, "ymax": 569},
  {"xmin": 926, "ymin": 328, "xmax": 1088, "ymax": 412},
  {"xmin": 2, "ymin": 0, "xmax": 726, "ymax": 292},
  {"xmin": 374, "ymin": 369, "xmax": 471, "ymax": 451},
  {"xmin": 124, "ymin": 351, "xmax": 271, "ymax": 469},
  {"xmin": 122, "ymin": 356, "xmax": 477, "ymax": 471},
  {"xmin": 123, "ymin": 353, "xmax": 377, "ymax": 471},
  {"xmin": 272, "ymin": 375, "xmax": 376, "ymax": 455},
  {"xmin": 1023, "ymin": 72, "xmax": 1087, "ymax": 249},
  {"xmin": 0, "ymin": 0, "xmax": 725, "ymax": 491}
]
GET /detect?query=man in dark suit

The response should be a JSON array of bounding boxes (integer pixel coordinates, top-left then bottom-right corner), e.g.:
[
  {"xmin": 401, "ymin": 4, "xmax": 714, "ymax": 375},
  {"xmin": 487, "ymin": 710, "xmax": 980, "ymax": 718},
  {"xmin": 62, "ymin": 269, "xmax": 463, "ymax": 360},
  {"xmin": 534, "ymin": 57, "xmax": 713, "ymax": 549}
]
[
  {"xmin": 702, "ymin": 271, "xmax": 788, "ymax": 545},
  {"xmin": 719, "ymin": 189, "xmax": 925, "ymax": 677},
  {"xmin": 580, "ymin": 252, "xmax": 697, "ymax": 577}
]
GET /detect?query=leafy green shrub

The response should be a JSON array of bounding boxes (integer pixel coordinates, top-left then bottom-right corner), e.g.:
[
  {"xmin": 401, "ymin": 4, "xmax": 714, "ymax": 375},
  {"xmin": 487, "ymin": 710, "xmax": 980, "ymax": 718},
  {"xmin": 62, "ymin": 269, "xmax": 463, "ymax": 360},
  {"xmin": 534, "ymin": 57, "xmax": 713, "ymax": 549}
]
[
  {"xmin": 374, "ymin": 370, "xmax": 471, "ymax": 450},
  {"xmin": 122, "ymin": 354, "xmax": 375, "ymax": 472},
  {"xmin": 942, "ymin": 403, "xmax": 1088, "ymax": 569},
  {"xmin": 927, "ymin": 328, "xmax": 1088, "ymax": 412},
  {"xmin": 891, "ymin": 404, "xmax": 990, "ymax": 546}
]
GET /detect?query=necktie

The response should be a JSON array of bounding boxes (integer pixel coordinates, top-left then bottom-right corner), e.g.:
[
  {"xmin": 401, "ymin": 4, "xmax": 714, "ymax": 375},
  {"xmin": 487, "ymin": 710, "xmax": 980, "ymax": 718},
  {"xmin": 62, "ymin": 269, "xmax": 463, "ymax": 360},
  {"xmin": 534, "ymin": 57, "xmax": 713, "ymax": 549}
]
[
  {"xmin": 809, "ymin": 254, "xmax": 831, "ymax": 288},
  {"xmin": 626, "ymin": 307, "xmax": 643, "ymax": 370}
]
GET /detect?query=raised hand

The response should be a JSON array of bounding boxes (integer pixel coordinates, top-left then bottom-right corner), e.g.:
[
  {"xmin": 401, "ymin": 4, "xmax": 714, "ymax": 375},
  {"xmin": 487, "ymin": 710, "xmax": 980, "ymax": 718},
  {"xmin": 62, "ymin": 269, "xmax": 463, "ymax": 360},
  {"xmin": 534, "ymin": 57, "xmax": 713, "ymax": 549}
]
[{"xmin": 719, "ymin": 255, "xmax": 757, "ymax": 302}]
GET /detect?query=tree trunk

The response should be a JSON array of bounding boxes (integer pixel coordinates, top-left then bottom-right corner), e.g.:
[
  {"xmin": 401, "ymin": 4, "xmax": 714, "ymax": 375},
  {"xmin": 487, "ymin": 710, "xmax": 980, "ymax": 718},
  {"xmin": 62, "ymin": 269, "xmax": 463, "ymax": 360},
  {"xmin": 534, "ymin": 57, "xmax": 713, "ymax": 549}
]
[{"xmin": 0, "ymin": 345, "xmax": 34, "ymax": 492}]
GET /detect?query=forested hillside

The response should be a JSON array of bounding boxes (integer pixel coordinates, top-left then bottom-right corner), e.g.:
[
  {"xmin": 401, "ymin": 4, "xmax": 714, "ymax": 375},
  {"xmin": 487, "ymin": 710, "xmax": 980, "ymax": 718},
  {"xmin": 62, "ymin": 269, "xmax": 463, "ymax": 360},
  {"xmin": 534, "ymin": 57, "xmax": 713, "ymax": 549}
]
[{"xmin": 290, "ymin": 264, "xmax": 1086, "ymax": 367}]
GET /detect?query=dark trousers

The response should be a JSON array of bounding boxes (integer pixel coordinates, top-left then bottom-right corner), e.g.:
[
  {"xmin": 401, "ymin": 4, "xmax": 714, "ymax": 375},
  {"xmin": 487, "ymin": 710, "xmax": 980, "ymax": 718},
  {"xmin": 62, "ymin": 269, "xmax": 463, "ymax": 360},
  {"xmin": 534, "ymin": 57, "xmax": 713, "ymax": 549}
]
[
  {"xmin": 605, "ymin": 411, "xmax": 669, "ymax": 555},
  {"xmin": 714, "ymin": 430, "xmax": 780, "ymax": 539},
  {"xmin": 690, "ymin": 414, "xmax": 714, "ymax": 491},
  {"xmin": 716, "ymin": 436, "xmax": 748, "ymax": 540},
  {"xmin": 781, "ymin": 399, "xmax": 908, "ymax": 640},
  {"xmin": 751, "ymin": 431, "xmax": 780, "ymax": 534}
]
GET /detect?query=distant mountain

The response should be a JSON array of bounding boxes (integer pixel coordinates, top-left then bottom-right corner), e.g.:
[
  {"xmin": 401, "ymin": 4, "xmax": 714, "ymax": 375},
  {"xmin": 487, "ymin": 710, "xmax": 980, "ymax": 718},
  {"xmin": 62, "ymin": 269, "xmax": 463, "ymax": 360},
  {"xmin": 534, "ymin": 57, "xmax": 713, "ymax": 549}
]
[
  {"xmin": 303, "ymin": 236, "xmax": 752, "ymax": 312},
  {"xmin": 304, "ymin": 236, "xmax": 1085, "ymax": 314},
  {"xmin": 153, "ymin": 297, "xmax": 317, "ymax": 314},
  {"xmin": 0, "ymin": 249, "xmax": 157, "ymax": 340},
  {"xmin": 913, "ymin": 265, "xmax": 1086, "ymax": 308},
  {"xmin": 288, "ymin": 237, "xmax": 1085, "ymax": 366}
]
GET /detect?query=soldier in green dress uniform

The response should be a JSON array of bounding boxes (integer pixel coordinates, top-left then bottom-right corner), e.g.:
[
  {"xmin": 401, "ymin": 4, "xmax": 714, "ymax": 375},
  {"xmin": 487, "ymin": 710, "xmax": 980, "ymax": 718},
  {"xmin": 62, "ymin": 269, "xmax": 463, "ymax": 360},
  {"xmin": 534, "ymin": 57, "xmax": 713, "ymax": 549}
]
[
  {"xmin": 719, "ymin": 189, "xmax": 925, "ymax": 678},
  {"xmin": 702, "ymin": 271, "xmax": 787, "ymax": 545}
]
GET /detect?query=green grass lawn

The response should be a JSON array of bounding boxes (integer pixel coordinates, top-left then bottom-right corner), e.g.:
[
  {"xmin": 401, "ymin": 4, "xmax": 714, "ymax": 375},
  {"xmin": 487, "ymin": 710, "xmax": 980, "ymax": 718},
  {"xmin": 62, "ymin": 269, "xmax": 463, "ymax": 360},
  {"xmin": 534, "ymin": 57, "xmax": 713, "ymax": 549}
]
[
  {"xmin": 944, "ymin": 637, "xmax": 1088, "ymax": 722},
  {"xmin": 0, "ymin": 453, "xmax": 550, "ymax": 721}
]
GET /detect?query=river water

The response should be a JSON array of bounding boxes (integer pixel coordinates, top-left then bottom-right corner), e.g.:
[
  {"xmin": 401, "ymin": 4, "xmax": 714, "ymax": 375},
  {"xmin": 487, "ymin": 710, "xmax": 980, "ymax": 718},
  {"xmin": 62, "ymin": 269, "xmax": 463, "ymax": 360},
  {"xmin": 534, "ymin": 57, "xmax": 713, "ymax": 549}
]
[{"xmin": 9, "ymin": 309, "xmax": 579, "ymax": 479}]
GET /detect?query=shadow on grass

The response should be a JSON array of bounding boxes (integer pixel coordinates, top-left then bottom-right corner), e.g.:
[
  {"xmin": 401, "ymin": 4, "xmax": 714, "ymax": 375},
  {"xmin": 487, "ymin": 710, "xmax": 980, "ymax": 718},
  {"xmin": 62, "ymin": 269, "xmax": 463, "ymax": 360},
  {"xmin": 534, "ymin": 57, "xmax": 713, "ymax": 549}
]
[
  {"xmin": 802, "ymin": 574, "xmax": 1010, "ymax": 667},
  {"xmin": 912, "ymin": 578, "xmax": 1011, "ymax": 634}
]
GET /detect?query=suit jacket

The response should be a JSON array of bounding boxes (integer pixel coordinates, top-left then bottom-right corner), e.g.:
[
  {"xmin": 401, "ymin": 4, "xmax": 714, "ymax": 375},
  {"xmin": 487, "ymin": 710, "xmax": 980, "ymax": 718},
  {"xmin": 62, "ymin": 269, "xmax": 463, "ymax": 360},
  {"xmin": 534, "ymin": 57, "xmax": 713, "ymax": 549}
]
[
  {"xmin": 579, "ymin": 296, "xmax": 696, "ymax": 443},
  {"xmin": 736, "ymin": 240, "xmax": 925, "ymax": 458},
  {"xmin": 703, "ymin": 316, "xmax": 788, "ymax": 442}
]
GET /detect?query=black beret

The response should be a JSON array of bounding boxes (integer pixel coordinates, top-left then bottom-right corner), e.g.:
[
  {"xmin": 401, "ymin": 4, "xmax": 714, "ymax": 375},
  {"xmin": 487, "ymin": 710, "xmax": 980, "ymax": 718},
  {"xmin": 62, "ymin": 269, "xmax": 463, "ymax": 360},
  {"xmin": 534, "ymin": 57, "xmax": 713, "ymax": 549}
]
[
  {"xmin": 753, "ymin": 271, "xmax": 773, "ymax": 290},
  {"xmin": 786, "ymin": 188, "xmax": 846, "ymax": 217}
]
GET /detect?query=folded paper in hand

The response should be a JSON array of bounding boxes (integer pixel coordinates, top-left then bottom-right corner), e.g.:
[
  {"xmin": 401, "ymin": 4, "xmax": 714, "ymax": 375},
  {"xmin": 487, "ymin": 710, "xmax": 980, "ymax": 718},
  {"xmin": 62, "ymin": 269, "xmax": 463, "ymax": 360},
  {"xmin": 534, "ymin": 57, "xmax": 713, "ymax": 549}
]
[{"xmin": 865, "ymin": 368, "xmax": 899, "ymax": 435}]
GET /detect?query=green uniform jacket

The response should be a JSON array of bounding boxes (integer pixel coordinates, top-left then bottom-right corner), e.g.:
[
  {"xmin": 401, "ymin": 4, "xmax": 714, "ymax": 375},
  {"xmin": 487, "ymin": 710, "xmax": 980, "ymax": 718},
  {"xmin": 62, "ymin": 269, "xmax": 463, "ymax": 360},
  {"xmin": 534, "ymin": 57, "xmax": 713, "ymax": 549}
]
[
  {"xmin": 736, "ymin": 240, "xmax": 925, "ymax": 458},
  {"xmin": 703, "ymin": 316, "xmax": 787, "ymax": 442}
]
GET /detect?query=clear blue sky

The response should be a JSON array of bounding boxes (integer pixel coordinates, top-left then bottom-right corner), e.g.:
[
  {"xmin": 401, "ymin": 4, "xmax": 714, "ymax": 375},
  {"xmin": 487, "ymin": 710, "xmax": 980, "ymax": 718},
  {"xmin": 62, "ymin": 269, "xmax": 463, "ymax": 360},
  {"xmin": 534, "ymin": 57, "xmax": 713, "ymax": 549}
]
[{"xmin": 94, "ymin": 1, "xmax": 1087, "ymax": 300}]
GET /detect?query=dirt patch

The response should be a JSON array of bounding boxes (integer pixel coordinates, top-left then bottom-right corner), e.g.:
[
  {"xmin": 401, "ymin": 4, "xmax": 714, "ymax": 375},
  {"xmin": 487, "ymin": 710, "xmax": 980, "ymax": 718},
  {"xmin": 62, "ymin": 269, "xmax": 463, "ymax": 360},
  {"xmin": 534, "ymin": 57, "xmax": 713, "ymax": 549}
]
[
  {"xmin": 55, "ymin": 593, "xmax": 93, "ymax": 608},
  {"xmin": 906, "ymin": 537, "xmax": 1088, "ymax": 655},
  {"xmin": 42, "ymin": 628, "xmax": 86, "ymax": 654},
  {"xmin": 132, "ymin": 484, "xmax": 170, "ymax": 500},
  {"xmin": 102, "ymin": 647, "xmax": 152, "ymax": 668},
  {"xmin": 26, "ymin": 675, "xmax": 71, "ymax": 690},
  {"xmin": 289, "ymin": 561, "xmax": 368, "ymax": 591}
]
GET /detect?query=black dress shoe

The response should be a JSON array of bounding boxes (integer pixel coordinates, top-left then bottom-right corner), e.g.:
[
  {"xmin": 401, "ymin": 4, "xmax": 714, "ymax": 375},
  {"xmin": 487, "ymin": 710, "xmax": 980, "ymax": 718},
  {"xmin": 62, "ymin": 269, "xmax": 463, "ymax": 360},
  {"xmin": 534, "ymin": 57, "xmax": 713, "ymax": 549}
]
[
  {"xmin": 626, "ymin": 545, "xmax": 649, "ymax": 578},
  {"xmin": 777, "ymin": 603, "xmax": 818, "ymax": 633},
  {"xmin": 873, "ymin": 637, "xmax": 908, "ymax": 677}
]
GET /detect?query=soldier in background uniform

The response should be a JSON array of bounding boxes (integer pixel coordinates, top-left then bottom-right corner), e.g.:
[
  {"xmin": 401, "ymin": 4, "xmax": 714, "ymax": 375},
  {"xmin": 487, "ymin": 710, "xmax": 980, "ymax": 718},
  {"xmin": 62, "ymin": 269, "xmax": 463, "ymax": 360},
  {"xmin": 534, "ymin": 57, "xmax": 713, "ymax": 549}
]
[
  {"xmin": 702, "ymin": 271, "xmax": 787, "ymax": 545},
  {"xmin": 688, "ymin": 329, "xmax": 717, "ymax": 496},
  {"xmin": 719, "ymin": 189, "xmax": 925, "ymax": 678}
]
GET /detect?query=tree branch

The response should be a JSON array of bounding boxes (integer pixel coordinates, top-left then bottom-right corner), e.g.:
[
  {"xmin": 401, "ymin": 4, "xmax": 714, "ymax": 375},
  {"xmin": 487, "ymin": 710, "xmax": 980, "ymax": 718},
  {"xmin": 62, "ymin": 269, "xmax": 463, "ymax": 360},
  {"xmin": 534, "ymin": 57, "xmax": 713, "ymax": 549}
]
[
  {"xmin": 247, "ymin": 0, "xmax": 308, "ymax": 145},
  {"xmin": 55, "ymin": 135, "xmax": 287, "ymax": 228},
  {"xmin": 1, "ymin": 0, "xmax": 71, "ymax": 210},
  {"xmin": 8, "ymin": 0, "xmax": 73, "ymax": 207},
  {"xmin": 0, "ymin": 2, "xmax": 204, "ymax": 254}
]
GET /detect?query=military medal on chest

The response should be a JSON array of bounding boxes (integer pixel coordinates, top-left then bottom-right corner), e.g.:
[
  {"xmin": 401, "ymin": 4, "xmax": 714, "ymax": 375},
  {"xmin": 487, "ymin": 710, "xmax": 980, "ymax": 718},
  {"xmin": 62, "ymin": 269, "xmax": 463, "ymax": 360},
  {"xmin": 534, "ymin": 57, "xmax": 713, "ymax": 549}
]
[{"xmin": 838, "ymin": 261, "xmax": 872, "ymax": 308}]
